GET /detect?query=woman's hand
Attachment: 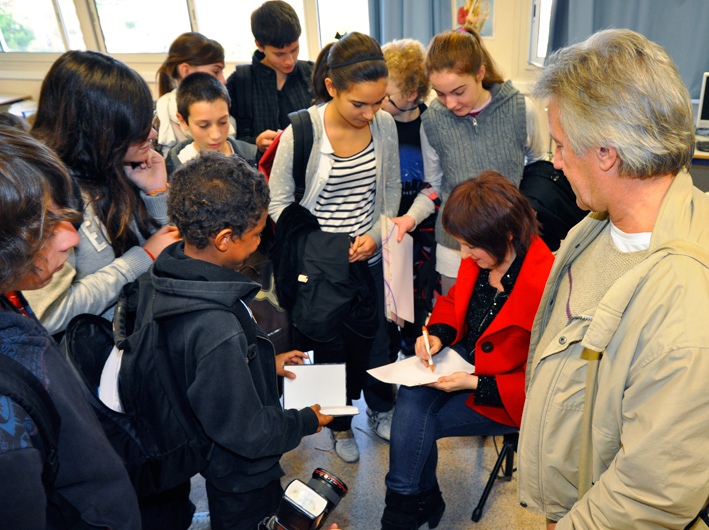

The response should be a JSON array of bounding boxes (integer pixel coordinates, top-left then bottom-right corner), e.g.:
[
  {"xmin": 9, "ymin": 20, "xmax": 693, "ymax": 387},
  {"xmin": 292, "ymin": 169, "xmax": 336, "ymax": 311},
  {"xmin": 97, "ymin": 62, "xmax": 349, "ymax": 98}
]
[
  {"xmin": 124, "ymin": 149, "xmax": 168, "ymax": 194},
  {"xmin": 391, "ymin": 215, "xmax": 416, "ymax": 242},
  {"xmin": 349, "ymin": 235, "xmax": 377, "ymax": 262},
  {"xmin": 143, "ymin": 226, "xmax": 181, "ymax": 259},
  {"xmin": 414, "ymin": 333, "xmax": 442, "ymax": 367},
  {"xmin": 276, "ymin": 350, "xmax": 310, "ymax": 380},
  {"xmin": 428, "ymin": 372, "xmax": 478, "ymax": 392}
]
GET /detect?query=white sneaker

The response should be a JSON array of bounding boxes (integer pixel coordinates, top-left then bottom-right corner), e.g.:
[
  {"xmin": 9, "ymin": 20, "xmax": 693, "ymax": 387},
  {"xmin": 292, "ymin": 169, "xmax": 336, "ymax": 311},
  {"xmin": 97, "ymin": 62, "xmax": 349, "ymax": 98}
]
[
  {"xmin": 331, "ymin": 429, "xmax": 360, "ymax": 463},
  {"xmin": 367, "ymin": 407, "xmax": 393, "ymax": 441}
]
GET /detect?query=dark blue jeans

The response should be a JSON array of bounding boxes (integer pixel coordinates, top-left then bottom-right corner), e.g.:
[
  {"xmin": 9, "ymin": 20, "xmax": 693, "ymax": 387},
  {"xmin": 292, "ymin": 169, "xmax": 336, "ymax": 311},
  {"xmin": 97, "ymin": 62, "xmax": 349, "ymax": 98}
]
[{"xmin": 385, "ymin": 383, "xmax": 517, "ymax": 496}]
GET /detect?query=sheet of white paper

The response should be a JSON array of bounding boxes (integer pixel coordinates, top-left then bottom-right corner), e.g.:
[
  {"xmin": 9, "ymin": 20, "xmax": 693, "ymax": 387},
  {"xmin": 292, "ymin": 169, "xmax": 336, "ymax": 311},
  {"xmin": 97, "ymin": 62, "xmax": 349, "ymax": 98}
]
[
  {"xmin": 284, "ymin": 364, "xmax": 356, "ymax": 414},
  {"xmin": 367, "ymin": 347, "xmax": 475, "ymax": 386},
  {"xmin": 320, "ymin": 406, "xmax": 360, "ymax": 417},
  {"xmin": 381, "ymin": 215, "xmax": 414, "ymax": 324}
]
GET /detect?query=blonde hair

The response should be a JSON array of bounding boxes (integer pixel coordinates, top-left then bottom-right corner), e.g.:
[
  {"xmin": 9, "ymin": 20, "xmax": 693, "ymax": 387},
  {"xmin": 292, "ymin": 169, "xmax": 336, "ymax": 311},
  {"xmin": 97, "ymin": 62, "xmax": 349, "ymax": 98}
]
[{"xmin": 382, "ymin": 39, "xmax": 430, "ymax": 105}]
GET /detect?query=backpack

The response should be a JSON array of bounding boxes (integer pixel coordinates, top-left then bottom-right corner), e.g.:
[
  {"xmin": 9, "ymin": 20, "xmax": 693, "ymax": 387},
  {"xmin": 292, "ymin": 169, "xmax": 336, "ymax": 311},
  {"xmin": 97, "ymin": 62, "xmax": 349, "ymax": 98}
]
[
  {"xmin": 0, "ymin": 353, "xmax": 89, "ymax": 529},
  {"xmin": 60, "ymin": 276, "xmax": 258, "ymax": 497},
  {"xmin": 519, "ymin": 160, "xmax": 587, "ymax": 251}
]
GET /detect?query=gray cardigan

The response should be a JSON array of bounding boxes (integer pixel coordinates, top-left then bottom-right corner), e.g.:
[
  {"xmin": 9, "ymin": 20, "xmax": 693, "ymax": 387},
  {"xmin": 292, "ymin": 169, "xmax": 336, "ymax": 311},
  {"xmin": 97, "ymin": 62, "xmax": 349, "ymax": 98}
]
[{"xmin": 268, "ymin": 103, "xmax": 401, "ymax": 247}]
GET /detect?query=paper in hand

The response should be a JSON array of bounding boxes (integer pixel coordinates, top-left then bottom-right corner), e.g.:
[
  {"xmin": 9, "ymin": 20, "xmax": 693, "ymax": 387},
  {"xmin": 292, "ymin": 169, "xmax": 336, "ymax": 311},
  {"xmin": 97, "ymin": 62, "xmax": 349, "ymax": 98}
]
[
  {"xmin": 367, "ymin": 347, "xmax": 475, "ymax": 387},
  {"xmin": 283, "ymin": 364, "xmax": 359, "ymax": 416}
]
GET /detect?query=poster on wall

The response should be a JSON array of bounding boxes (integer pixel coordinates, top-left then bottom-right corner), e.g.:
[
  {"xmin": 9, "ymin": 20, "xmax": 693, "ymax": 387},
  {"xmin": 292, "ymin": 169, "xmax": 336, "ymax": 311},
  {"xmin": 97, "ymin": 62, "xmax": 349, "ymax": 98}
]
[{"xmin": 453, "ymin": 0, "xmax": 495, "ymax": 38}]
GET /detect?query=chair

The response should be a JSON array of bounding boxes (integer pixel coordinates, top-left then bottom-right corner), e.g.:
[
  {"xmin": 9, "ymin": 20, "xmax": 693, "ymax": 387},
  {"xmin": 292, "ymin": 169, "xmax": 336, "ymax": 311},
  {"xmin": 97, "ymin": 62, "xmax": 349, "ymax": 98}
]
[{"xmin": 471, "ymin": 432, "xmax": 519, "ymax": 522}]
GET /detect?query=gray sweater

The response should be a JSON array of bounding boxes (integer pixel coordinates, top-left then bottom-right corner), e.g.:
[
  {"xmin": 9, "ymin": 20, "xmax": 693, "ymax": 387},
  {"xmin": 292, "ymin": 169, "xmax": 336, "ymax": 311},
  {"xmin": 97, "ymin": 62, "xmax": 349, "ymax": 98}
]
[
  {"xmin": 421, "ymin": 81, "xmax": 527, "ymax": 250},
  {"xmin": 23, "ymin": 192, "xmax": 169, "ymax": 334}
]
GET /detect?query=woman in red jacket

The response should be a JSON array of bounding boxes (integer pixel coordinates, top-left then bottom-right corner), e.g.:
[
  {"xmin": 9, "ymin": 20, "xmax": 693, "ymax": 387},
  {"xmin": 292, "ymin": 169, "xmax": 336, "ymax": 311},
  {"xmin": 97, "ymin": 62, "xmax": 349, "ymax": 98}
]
[{"xmin": 381, "ymin": 171, "xmax": 554, "ymax": 530}]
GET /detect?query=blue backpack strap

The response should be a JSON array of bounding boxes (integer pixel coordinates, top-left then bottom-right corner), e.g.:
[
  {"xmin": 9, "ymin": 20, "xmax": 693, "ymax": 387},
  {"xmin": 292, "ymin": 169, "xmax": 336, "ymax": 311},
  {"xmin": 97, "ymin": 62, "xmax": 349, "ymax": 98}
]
[{"xmin": 287, "ymin": 108, "xmax": 313, "ymax": 203}]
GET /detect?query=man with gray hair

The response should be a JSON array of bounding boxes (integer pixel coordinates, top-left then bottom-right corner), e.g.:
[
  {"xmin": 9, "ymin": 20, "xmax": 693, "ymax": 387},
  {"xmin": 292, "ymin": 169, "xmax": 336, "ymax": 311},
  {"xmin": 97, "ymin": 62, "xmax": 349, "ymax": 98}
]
[{"xmin": 518, "ymin": 29, "xmax": 709, "ymax": 529}]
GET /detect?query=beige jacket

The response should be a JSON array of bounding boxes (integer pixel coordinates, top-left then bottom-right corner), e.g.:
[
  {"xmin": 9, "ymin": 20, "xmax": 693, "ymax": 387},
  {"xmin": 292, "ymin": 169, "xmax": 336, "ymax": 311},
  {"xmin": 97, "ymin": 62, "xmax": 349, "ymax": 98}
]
[{"xmin": 518, "ymin": 170, "xmax": 709, "ymax": 529}]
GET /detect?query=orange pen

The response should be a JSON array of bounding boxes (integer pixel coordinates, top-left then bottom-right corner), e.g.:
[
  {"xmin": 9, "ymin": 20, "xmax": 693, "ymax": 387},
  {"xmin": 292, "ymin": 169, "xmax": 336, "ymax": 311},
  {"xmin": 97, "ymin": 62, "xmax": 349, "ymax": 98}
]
[{"xmin": 422, "ymin": 326, "xmax": 435, "ymax": 372}]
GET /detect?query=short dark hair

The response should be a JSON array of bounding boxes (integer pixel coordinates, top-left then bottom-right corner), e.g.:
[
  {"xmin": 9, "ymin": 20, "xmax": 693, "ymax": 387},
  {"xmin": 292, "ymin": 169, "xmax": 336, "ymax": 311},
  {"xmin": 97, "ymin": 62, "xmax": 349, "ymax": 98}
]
[
  {"xmin": 168, "ymin": 152, "xmax": 270, "ymax": 249},
  {"xmin": 0, "ymin": 126, "xmax": 80, "ymax": 291},
  {"xmin": 442, "ymin": 171, "xmax": 540, "ymax": 265},
  {"xmin": 177, "ymin": 72, "xmax": 231, "ymax": 123},
  {"xmin": 251, "ymin": 1, "xmax": 301, "ymax": 49}
]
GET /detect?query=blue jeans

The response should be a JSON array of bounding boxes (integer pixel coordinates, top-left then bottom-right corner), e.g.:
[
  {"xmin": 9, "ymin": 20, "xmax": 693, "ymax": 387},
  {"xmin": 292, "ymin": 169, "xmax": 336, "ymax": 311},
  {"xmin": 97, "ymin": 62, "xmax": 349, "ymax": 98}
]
[{"xmin": 385, "ymin": 384, "xmax": 517, "ymax": 496}]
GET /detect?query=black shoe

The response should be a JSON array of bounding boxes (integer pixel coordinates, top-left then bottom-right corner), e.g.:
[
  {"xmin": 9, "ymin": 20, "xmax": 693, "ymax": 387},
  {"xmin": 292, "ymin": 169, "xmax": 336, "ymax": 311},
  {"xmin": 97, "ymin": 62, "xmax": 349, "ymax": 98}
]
[
  {"xmin": 417, "ymin": 484, "xmax": 445, "ymax": 529},
  {"xmin": 381, "ymin": 489, "xmax": 419, "ymax": 530}
]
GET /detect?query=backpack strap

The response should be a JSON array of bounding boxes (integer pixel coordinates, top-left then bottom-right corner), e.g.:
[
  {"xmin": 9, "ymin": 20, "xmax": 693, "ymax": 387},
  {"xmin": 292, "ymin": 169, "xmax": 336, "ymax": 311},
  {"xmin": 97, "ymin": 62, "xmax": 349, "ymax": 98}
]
[
  {"xmin": 287, "ymin": 108, "xmax": 314, "ymax": 203},
  {"xmin": 229, "ymin": 64, "xmax": 254, "ymax": 140},
  {"xmin": 0, "ymin": 353, "xmax": 61, "ymax": 483},
  {"xmin": 0, "ymin": 353, "xmax": 89, "ymax": 528}
]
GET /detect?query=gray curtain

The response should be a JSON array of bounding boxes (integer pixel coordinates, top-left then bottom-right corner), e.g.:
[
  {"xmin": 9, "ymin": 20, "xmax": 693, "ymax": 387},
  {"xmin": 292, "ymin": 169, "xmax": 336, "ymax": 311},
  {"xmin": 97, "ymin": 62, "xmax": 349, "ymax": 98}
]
[
  {"xmin": 369, "ymin": 0, "xmax": 452, "ymax": 47},
  {"xmin": 548, "ymin": 0, "xmax": 709, "ymax": 98}
]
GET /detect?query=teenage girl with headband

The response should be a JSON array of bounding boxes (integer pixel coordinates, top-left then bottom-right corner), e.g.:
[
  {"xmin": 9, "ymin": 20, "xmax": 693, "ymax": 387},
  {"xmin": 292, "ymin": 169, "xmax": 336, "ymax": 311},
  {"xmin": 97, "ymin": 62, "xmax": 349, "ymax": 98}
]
[
  {"xmin": 269, "ymin": 32, "xmax": 401, "ymax": 464},
  {"xmin": 155, "ymin": 32, "xmax": 233, "ymax": 155},
  {"xmin": 392, "ymin": 26, "xmax": 545, "ymax": 294}
]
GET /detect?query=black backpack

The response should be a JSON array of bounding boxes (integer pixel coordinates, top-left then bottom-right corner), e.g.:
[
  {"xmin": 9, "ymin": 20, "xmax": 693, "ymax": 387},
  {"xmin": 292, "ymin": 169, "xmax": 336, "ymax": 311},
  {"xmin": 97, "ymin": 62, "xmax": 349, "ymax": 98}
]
[
  {"xmin": 227, "ymin": 64, "xmax": 254, "ymax": 140},
  {"xmin": 60, "ymin": 276, "xmax": 257, "ymax": 497},
  {"xmin": 0, "ymin": 354, "xmax": 90, "ymax": 529}
]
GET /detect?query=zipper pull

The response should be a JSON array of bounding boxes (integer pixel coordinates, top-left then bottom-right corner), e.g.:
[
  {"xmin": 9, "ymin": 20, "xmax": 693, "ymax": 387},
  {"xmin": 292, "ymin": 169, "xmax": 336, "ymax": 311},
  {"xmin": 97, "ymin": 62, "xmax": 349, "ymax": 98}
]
[{"xmin": 473, "ymin": 117, "xmax": 479, "ymax": 132}]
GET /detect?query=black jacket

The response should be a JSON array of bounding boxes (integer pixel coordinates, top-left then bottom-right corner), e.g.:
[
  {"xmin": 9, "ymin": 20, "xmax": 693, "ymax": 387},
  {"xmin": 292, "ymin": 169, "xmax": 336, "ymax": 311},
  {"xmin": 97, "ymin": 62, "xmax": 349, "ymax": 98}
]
[
  {"xmin": 146, "ymin": 242, "xmax": 319, "ymax": 493},
  {"xmin": 0, "ymin": 295, "xmax": 141, "ymax": 529}
]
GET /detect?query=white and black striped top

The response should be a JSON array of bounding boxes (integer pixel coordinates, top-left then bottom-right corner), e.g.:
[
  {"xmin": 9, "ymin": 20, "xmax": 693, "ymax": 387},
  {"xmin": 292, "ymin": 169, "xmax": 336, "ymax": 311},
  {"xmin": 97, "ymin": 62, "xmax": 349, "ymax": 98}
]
[{"xmin": 313, "ymin": 141, "xmax": 377, "ymax": 237}]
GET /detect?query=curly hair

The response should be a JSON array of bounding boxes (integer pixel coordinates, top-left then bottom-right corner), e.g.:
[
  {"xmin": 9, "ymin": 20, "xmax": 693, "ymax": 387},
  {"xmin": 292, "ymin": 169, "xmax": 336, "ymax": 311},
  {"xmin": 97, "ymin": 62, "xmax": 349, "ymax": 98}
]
[
  {"xmin": 382, "ymin": 39, "xmax": 430, "ymax": 105},
  {"xmin": 533, "ymin": 29, "xmax": 693, "ymax": 179},
  {"xmin": 168, "ymin": 152, "xmax": 270, "ymax": 249},
  {"xmin": 0, "ymin": 126, "xmax": 80, "ymax": 291},
  {"xmin": 442, "ymin": 171, "xmax": 539, "ymax": 265}
]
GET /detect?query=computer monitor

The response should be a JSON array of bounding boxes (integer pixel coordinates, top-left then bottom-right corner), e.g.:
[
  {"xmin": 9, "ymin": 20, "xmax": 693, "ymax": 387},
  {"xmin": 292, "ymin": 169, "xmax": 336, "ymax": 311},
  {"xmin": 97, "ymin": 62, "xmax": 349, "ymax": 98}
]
[{"xmin": 696, "ymin": 72, "xmax": 709, "ymax": 130}]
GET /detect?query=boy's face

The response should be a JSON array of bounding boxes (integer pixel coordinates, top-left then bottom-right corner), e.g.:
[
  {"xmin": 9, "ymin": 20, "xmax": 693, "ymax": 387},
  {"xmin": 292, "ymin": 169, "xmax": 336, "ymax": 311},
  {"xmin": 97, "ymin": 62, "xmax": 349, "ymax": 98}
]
[
  {"xmin": 223, "ymin": 212, "xmax": 267, "ymax": 270},
  {"xmin": 257, "ymin": 40, "xmax": 300, "ymax": 77},
  {"xmin": 178, "ymin": 99, "xmax": 230, "ymax": 154},
  {"xmin": 382, "ymin": 78, "xmax": 417, "ymax": 119}
]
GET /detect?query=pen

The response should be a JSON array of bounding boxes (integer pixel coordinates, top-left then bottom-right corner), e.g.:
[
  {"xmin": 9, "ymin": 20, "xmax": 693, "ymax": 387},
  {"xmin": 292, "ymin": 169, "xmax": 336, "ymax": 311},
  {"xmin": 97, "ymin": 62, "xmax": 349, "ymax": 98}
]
[{"xmin": 422, "ymin": 326, "xmax": 434, "ymax": 372}]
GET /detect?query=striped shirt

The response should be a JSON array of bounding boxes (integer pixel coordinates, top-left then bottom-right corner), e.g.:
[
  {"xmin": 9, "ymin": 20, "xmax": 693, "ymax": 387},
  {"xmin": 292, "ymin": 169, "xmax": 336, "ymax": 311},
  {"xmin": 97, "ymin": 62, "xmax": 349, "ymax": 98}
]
[{"xmin": 313, "ymin": 140, "xmax": 377, "ymax": 237}]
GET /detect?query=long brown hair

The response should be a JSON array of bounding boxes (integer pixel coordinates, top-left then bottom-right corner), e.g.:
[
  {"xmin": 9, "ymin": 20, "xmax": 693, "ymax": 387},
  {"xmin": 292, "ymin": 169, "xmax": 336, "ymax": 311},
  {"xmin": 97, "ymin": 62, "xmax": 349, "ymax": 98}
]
[
  {"xmin": 156, "ymin": 32, "xmax": 224, "ymax": 97},
  {"xmin": 426, "ymin": 26, "xmax": 504, "ymax": 89}
]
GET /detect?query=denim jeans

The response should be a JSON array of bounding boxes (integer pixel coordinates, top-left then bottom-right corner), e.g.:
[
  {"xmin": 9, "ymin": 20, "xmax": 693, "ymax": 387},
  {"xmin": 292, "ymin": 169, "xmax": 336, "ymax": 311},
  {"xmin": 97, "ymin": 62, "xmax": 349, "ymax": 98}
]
[{"xmin": 385, "ymin": 382, "xmax": 517, "ymax": 496}]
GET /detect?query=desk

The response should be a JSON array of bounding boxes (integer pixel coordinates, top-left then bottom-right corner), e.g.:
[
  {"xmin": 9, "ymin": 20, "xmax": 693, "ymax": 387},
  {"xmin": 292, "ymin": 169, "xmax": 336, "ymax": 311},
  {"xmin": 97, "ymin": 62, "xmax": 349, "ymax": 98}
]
[{"xmin": 0, "ymin": 93, "xmax": 31, "ymax": 107}]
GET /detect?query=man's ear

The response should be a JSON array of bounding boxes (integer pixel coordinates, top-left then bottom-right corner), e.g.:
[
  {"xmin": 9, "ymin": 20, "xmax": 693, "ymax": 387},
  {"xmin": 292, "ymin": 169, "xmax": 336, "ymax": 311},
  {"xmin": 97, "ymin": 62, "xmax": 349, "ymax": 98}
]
[
  {"xmin": 214, "ymin": 228, "xmax": 234, "ymax": 252},
  {"xmin": 255, "ymin": 39, "xmax": 264, "ymax": 52},
  {"xmin": 406, "ymin": 90, "xmax": 419, "ymax": 103},
  {"xmin": 177, "ymin": 62, "xmax": 192, "ymax": 80},
  {"xmin": 176, "ymin": 112, "xmax": 189, "ymax": 132},
  {"xmin": 597, "ymin": 146, "xmax": 618, "ymax": 172}
]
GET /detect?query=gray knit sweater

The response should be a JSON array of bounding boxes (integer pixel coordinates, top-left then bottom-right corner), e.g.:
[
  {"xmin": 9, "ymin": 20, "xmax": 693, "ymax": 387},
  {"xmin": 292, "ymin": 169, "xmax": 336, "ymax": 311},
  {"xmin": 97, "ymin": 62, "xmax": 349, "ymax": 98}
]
[{"xmin": 421, "ymin": 81, "xmax": 526, "ymax": 250}]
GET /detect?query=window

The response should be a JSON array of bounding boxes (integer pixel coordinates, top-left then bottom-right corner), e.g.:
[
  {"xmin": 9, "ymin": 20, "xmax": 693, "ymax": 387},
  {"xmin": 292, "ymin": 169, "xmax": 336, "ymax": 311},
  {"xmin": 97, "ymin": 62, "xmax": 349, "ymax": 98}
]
[
  {"xmin": 529, "ymin": 0, "xmax": 552, "ymax": 67},
  {"xmin": 0, "ymin": 0, "xmax": 369, "ymax": 60},
  {"xmin": 0, "ymin": 0, "xmax": 84, "ymax": 52}
]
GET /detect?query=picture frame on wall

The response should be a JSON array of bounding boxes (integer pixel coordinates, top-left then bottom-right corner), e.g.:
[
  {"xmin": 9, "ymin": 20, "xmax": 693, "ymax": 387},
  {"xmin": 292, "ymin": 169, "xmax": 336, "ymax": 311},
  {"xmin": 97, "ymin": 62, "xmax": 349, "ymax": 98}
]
[{"xmin": 453, "ymin": 0, "xmax": 495, "ymax": 38}]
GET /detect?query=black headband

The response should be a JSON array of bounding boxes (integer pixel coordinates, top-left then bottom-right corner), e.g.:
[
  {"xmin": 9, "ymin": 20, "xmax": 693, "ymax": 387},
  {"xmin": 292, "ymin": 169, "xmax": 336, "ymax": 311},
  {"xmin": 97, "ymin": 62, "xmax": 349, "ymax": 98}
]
[{"xmin": 327, "ymin": 55, "xmax": 386, "ymax": 70}]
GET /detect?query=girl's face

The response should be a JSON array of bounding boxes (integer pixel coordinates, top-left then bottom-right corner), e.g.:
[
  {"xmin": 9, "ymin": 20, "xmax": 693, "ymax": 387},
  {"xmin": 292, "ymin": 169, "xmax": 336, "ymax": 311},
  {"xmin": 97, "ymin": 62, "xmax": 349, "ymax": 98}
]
[
  {"xmin": 429, "ymin": 68, "xmax": 486, "ymax": 117},
  {"xmin": 453, "ymin": 236, "xmax": 498, "ymax": 270},
  {"xmin": 123, "ymin": 127, "xmax": 157, "ymax": 164},
  {"xmin": 327, "ymin": 78, "xmax": 388, "ymax": 129}
]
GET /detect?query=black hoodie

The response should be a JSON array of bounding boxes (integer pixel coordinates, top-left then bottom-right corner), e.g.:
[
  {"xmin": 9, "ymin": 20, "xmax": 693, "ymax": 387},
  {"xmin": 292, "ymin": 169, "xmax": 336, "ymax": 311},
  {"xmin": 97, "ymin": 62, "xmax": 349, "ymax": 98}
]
[{"xmin": 148, "ymin": 242, "xmax": 319, "ymax": 494}]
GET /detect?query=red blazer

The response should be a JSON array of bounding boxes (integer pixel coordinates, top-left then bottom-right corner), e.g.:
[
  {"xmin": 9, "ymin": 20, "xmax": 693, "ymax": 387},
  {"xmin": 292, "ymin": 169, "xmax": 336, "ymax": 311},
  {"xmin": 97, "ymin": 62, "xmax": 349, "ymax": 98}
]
[{"xmin": 428, "ymin": 237, "xmax": 554, "ymax": 428}]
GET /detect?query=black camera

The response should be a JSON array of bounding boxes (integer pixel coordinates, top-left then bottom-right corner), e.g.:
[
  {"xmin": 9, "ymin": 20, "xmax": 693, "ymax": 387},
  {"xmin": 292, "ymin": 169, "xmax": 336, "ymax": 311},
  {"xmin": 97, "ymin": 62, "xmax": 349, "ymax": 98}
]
[{"xmin": 259, "ymin": 468, "xmax": 348, "ymax": 530}]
